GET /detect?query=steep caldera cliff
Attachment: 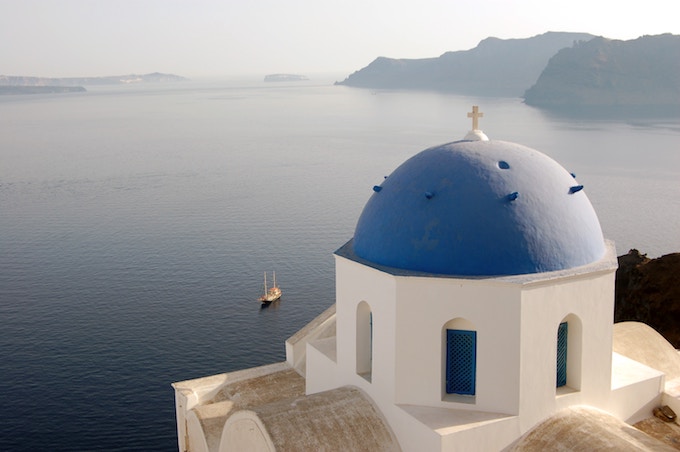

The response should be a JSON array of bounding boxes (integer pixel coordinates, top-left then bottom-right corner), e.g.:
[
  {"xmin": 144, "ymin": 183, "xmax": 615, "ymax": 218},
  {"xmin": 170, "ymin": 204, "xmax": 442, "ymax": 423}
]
[
  {"xmin": 615, "ymin": 250, "xmax": 680, "ymax": 348},
  {"xmin": 524, "ymin": 34, "xmax": 680, "ymax": 112},
  {"xmin": 335, "ymin": 32, "xmax": 594, "ymax": 97}
]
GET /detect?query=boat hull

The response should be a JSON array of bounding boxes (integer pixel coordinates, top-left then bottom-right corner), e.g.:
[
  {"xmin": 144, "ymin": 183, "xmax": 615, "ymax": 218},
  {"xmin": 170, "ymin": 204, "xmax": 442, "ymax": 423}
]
[
  {"xmin": 260, "ymin": 287, "xmax": 282, "ymax": 303},
  {"xmin": 259, "ymin": 271, "xmax": 281, "ymax": 303}
]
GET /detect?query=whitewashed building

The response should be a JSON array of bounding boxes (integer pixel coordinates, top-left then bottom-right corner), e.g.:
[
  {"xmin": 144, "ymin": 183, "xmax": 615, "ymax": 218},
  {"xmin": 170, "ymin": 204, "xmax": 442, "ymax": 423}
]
[{"xmin": 172, "ymin": 108, "xmax": 680, "ymax": 451}]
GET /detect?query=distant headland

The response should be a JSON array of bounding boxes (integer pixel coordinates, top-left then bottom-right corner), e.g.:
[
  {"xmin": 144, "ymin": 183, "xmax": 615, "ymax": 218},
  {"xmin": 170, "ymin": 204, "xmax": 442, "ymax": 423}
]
[
  {"xmin": 336, "ymin": 32, "xmax": 680, "ymax": 114},
  {"xmin": 0, "ymin": 85, "xmax": 86, "ymax": 95},
  {"xmin": 523, "ymin": 34, "xmax": 680, "ymax": 113},
  {"xmin": 335, "ymin": 32, "xmax": 596, "ymax": 97},
  {"xmin": 0, "ymin": 72, "xmax": 188, "ymax": 95}
]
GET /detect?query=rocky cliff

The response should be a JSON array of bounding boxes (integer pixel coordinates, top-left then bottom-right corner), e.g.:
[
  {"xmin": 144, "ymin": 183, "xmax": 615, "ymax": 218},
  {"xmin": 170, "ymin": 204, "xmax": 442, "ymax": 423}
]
[
  {"xmin": 335, "ymin": 32, "xmax": 594, "ymax": 97},
  {"xmin": 524, "ymin": 34, "xmax": 680, "ymax": 112},
  {"xmin": 615, "ymin": 249, "xmax": 680, "ymax": 348}
]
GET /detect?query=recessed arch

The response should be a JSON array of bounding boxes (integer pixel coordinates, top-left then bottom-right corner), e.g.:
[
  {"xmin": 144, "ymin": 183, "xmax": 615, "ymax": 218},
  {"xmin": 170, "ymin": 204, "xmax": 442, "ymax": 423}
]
[{"xmin": 356, "ymin": 301, "xmax": 373, "ymax": 382}]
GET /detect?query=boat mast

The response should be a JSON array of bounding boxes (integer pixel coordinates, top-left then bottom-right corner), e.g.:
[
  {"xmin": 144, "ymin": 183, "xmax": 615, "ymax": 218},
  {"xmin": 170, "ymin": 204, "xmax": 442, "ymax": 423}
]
[
  {"xmin": 263, "ymin": 272, "xmax": 267, "ymax": 294},
  {"xmin": 273, "ymin": 271, "xmax": 276, "ymax": 288}
]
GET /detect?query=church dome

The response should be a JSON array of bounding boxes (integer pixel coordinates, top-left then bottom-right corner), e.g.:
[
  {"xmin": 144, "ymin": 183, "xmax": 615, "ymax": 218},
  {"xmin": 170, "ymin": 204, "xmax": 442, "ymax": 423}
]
[{"xmin": 352, "ymin": 139, "xmax": 606, "ymax": 276}]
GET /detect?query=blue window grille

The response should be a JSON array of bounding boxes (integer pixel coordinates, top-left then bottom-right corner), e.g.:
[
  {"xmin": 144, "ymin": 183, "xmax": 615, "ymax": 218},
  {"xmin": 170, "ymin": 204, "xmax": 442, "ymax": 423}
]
[
  {"xmin": 446, "ymin": 329, "xmax": 476, "ymax": 395},
  {"xmin": 556, "ymin": 322, "xmax": 568, "ymax": 387}
]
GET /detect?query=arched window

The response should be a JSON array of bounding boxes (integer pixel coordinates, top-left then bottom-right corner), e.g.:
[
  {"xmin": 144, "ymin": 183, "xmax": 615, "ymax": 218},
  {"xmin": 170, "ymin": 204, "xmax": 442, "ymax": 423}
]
[
  {"xmin": 443, "ymin": 318, "xmax": 477, "ymax": 396},
  {"xmin": 356, "ymin": 301, "xmax": 373, "ymax": 382}
]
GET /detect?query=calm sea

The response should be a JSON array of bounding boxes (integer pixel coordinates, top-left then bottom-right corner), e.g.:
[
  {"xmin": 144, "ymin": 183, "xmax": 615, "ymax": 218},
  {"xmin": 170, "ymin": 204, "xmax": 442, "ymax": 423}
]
[{"xmin": 1, "ymin": 77, "xmax": 679, "ymax": 451}]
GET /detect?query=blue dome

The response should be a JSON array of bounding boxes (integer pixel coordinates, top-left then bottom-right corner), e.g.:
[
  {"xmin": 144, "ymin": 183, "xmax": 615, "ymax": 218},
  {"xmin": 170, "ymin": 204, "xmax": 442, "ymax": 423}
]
[{"xmin": 352, "ymin": 140, "xmax": 605, "ymax": 276}]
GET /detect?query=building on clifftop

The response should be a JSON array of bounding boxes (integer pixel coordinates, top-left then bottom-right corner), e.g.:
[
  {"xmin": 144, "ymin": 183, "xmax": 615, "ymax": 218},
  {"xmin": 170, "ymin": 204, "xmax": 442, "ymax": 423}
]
[{"xmin": 172, "ymin": 107, "xmax": 680, "ymax": 451}]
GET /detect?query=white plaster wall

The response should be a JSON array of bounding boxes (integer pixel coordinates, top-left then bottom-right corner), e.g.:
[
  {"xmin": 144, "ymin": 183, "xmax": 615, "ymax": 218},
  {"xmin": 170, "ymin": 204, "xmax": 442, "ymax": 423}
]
[
  {"xmin": 331, "ymin": 256, "xmax": 453, "ymax": 451},
  {"xmin": 305, "ymin": 337, "xmax": 339, "ymax": 395},
  {"xmin": 185, "ymin": 410, "xmax": 210, "ymax": 452},
  {"xmin": 285, "ymin": 304, "xmax": 336, "ymax": 374},
  {"xmin": 394, "ymin": 276, "xmax": 523, "ymax": 415},
  {"xmin": 173, "ymin": 388, "xmax": 191, "ymax": 452},
  {"xmin": 387, "ymin": 407, "xmax": 443, "ymax": 452},
  {"xmin": 609, "ymin": 352, "xmax": 665, "ymax": 423},
  {"xmin": 439, "ymin": 416, "xmax": 521, "ymax": 451},
  {"xmin": 518, "ymin": 267, "xmax": 616, "ymax": 431},
  {"xmin": 324, "ymin": 247, "xmax": 618, "ymax": 450},
  {"xmin": 333, "ymin": 256, "xmax": 398, "ymax": 406},
  {"xmin": 330, "ymin": 256, "xmax": 529, "ymax": 450},
  {"xmin": 172, "ymin": 373, "xmax": 231, "ymax": 452}
]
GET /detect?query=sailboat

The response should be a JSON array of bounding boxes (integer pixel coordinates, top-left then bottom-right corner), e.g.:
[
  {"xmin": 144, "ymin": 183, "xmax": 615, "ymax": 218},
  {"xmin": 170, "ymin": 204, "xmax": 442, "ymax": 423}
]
[{"xmin": 259, "ymin": 271, "xmax": 282, "ymax": 304}]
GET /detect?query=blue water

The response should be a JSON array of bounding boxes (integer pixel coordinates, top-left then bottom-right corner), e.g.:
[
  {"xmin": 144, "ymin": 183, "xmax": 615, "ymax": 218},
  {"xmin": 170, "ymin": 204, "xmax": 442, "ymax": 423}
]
[{"xmin": 1, "ymin": 78, "xmax": 679, "ymax": 450}]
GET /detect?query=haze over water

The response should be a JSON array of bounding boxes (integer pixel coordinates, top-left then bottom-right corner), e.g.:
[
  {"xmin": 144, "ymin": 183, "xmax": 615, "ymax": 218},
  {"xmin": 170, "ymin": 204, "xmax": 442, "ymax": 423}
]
[{"xmin": 1, "ymin": 79, "xmax": 679, "ymax": 450}]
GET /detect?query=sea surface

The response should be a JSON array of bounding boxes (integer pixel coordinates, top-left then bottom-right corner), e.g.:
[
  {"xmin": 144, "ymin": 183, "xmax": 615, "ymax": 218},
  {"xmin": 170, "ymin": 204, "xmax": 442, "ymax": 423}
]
[{"xmin": 1, "ymin": 77, "xmax": 679, "ymax": 451}]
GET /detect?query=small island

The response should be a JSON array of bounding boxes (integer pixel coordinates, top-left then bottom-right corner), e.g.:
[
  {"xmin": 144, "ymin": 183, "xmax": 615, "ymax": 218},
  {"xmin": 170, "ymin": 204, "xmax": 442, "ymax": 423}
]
[{"xmin": 264, "ymin": 74, "xmax": 309, "ymax": 82}]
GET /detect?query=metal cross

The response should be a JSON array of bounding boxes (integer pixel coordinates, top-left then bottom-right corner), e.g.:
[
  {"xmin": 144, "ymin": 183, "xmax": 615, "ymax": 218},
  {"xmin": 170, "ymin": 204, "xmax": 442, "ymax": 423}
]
[{"xmin": 467, "ymin": 106, "xmax": 484, "ymax": 130}]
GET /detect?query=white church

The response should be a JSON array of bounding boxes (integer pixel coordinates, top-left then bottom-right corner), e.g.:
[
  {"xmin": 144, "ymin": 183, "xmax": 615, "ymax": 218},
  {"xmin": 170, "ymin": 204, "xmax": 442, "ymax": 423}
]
[{"xmin": 172, "ymin": 107, "xmax": 680, "ymax": 451}]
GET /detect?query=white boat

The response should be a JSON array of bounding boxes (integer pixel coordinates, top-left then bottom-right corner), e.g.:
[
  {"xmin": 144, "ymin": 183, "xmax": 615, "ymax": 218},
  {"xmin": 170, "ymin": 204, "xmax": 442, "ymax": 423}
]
[{"xmin": 259, "ymin": 271, "xmax": 282, "ymax": 304}]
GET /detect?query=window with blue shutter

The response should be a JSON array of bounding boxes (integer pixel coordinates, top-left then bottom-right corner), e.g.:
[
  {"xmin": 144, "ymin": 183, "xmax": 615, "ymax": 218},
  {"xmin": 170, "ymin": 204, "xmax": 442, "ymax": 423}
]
[
  {"xmin": 446, "ymin": 329, "xmax": 476, "ymax": 395},
  {"xmin": 556, "ymin": 322, "xmax": 568, "ymax": 387}
]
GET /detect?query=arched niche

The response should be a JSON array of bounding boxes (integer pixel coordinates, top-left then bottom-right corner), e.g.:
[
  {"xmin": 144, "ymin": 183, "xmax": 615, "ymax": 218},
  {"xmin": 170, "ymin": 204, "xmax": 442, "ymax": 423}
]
[{"xmin": 356, "ymin": 301, "xmax": 373, "ymax": 382}]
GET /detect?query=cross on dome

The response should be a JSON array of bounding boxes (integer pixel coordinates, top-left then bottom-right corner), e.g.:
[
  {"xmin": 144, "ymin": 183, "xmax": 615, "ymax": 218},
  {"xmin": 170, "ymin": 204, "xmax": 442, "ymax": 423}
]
[
  {"xmin": 467, "ymin": 106, "xmax": 484, "ymax": 131},
  {"xmin": 463, "ymin": 106, "xmax": 489, "ymax": 141}
]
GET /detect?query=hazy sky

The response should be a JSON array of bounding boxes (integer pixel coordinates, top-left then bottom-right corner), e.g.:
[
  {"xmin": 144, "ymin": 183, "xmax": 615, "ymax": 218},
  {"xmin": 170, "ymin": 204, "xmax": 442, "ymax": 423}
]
[{"xmin": 2, "ymin": 0, "xmax": 678, "ymax": 78}]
